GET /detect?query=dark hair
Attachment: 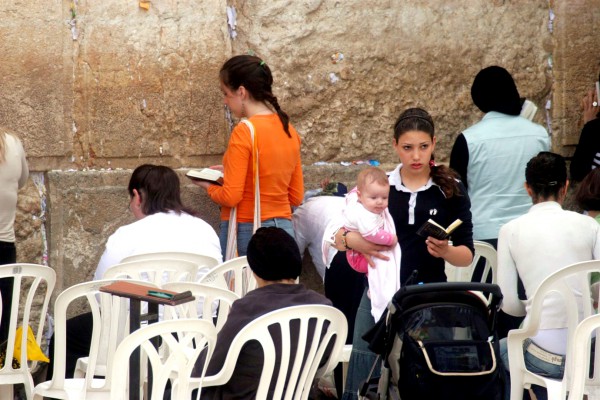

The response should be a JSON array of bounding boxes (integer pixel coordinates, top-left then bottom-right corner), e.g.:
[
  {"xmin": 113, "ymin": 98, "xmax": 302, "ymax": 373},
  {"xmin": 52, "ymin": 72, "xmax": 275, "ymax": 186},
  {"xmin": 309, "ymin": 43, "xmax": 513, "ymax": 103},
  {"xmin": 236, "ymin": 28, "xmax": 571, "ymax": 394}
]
[
  {"xmin": 247, "ymin": 227, "xmax": 301, "ymax": 281},
  {"xmin": 393, "ymin": 108, "xmax": 461, "ymax": 198},
  {"xmin": 220, "ymin": 55, "xmax": 291, "ymax": 137},
  {"xmin": 471, "ymin": 66, "xmax": 522, "ymax": 116},
  {"xmin": 525, "ymin": 152, "xmax": 567, "ymax": 201},
  {"xmin": 575, "ymin": 168, "xmax": 600, "ymax": 211},
  {"xmin": 128, "ymin": 164, "xmax": 189, "ymax": 216}
]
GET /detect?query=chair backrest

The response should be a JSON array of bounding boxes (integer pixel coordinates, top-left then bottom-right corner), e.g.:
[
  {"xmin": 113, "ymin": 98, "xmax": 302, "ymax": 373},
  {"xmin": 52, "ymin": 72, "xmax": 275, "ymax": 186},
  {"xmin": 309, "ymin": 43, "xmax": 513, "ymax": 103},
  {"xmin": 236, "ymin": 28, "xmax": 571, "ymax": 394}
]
[
  {"xmin": 161, "ymin": 282, "xmax": 239, "ymax": 331},
  {"xmin": 202, "ymin": 304, "xmax": 348, "ymax": 400},
  {"xmin": 121, "ymin": 252, "xmax": 220, "ymax": 281},
  {"xmin": 198, "ymin": 256, "xmax": 257, "ymax": 297},
  {"xmin": 110, "ymin": 319, "xmax": 217, "ymax": 400},
  {"xmin": 568, "ymin": 313, "xmax": 600, "ymax": 400},
  {"xmin": 36, "ymin": 278, "xmax": 156, "ymax": 396},
  {"xmin": 445, "ymin": 240, "xmax": 497, "ymax": 284},
  {"xmin": 506, "ymin": 259, "xmax": 600, "ymax": 400},
  {"xmin": 0, "ymin": 264, "xmax": 55, "ymax": 399},
  {"xmin": 102, "ymin": 259, "xmax": 199, "ymax": 287}
]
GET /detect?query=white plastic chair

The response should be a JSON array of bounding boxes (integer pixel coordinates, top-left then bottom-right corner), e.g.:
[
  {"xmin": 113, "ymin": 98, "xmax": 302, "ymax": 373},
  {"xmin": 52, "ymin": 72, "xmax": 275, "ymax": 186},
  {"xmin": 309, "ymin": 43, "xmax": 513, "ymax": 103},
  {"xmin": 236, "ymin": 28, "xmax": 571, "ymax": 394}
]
[
  {"xmin": 102, "ymin": 258, "xmax": 199, "ymax": 286},
  {"xmin": 568, "ymin": 313, "xmax": 600, "ymax": 400},
  {"xmin": 162, "ymin": 282, "xmax": 239, "ymax": 331},
  {"xmin": 445, "ymin": 240, "xmax": 498, "ymax": 284},
  {"xmin": 109, "ymin": 319, "xmax": 217, "ymax": 400},
  {"xmin": 507, "ymin": 259, "xmax": 600, "ymax": 400},
  {"xmin": 200, "ymin": 304, "xmax": 348, "ymax": 399},
  {"xmin": 121, "ymin": 251, "xmax": 220, "ymax": 281},
  {"xmin": 0, "ymin": 264, "xmax": 55, "ymax": 400},
  {"xmin": 198, "ymin": 256, "xmax": 257, "ymax": 297},
  {"xmin": 33, "ymin": 278, "xmax": 155, "ymax": 400}
]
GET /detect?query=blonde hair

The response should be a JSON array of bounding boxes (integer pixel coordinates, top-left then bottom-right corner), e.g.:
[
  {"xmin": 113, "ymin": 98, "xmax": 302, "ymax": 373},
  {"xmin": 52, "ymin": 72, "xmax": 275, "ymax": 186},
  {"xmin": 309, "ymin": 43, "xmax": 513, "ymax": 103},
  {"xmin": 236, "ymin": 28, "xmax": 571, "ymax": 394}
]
[{"xmin": 357, "ymin": 167, "xmax": 389, "ymax": 191}]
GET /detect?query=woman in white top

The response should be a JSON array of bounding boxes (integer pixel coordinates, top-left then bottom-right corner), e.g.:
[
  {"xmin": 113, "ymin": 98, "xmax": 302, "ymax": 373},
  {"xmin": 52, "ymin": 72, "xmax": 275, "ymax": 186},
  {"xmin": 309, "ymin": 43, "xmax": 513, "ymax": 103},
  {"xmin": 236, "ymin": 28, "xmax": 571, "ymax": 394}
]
[
  {"xmin": 498, "ymin": 152, "xmax": 600, "ymax": 400},
  {"xmin": 0, "ymin": 129, "xmax": 28, "ymax": 343},
  {"xmin": 48, "ymin": 164, "xmax": 222, "ymax": 380}
]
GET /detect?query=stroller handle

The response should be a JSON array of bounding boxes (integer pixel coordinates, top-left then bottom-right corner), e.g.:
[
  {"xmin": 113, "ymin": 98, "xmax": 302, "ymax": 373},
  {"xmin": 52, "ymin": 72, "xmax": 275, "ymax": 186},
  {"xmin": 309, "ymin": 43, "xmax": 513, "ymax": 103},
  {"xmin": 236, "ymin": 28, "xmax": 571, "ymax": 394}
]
[{"xmin": 392, "ymin": 282, "xmax": 503, "ymax": 305}]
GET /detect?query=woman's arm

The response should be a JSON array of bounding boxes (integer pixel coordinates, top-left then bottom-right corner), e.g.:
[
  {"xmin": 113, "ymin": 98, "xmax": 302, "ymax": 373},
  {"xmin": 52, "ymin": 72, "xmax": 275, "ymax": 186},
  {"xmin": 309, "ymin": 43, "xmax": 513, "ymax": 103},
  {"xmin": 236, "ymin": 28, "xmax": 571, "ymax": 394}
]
[
  {"xmin": 331, "ymin": 229, "xmax": 392, "ymax": 266},
  {"xmin": 449, "ymin": 133, "xmax": 469, "ymax": 190},
  {"xmin": 288, "ymin": 142, "xmax": 304, "ymax": 207},
  {"xmin": 206, "ymin": 125, "xmax": 252, "ymax": 207},
  {"xmin": 425, "ymin": 237, "xmax": 472, "ymax": 266}
]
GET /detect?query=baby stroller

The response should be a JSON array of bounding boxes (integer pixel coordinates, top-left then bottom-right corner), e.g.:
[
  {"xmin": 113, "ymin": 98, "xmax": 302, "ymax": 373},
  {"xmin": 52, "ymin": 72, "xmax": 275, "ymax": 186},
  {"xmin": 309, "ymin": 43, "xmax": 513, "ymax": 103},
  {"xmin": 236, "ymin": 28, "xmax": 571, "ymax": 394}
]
[{"xmin": 359, "ymin": 282, "xmax": 504, "ymax": 400}]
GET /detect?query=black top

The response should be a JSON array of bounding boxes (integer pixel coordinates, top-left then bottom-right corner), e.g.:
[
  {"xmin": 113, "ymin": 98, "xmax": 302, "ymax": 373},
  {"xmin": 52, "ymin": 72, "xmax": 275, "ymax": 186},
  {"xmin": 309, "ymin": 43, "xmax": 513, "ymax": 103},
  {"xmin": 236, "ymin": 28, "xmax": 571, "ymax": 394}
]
[
  {"xmin": 388, "ymin": 180, "xmax": 474, "ymax": 285},
  {"xmin": 570, "ymin": 118, "xmax": 600, "ymax": 181}
]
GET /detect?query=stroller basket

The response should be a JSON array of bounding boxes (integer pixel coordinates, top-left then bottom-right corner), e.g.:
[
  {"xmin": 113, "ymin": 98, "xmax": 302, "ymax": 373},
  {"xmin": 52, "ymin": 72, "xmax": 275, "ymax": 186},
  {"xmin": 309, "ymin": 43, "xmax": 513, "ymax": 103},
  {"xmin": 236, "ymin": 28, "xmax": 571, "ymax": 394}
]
[{"xmin": 364, "ymin": 282, "xmax": 504, "ymax": 400}]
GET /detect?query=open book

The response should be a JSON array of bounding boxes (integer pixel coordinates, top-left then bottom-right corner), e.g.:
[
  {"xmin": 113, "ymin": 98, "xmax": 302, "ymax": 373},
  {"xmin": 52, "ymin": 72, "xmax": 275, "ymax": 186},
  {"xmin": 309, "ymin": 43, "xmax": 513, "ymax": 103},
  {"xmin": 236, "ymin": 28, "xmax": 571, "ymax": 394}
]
[
  {"xmin": 416, "ymin": 219, "xmax": 463, "ymax": 240},
  {"xmin": 186, "ymin": 168, "xmax": 224, "ymax": 186}
]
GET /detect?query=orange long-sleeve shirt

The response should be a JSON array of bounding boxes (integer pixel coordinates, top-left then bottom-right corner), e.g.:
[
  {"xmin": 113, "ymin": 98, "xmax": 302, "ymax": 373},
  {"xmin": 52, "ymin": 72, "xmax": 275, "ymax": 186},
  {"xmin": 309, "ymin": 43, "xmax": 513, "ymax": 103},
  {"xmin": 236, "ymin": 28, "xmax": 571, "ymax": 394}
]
[{"xmin": 208, "ymin": 114, "xmax": 304, "ymax": 223}]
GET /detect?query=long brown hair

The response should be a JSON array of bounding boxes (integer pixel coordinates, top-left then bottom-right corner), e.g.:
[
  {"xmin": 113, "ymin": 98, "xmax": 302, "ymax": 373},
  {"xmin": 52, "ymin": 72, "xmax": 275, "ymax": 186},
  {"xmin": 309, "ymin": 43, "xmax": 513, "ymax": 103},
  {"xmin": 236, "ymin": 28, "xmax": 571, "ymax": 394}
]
[
  {"xmin": 220, "ymin": 55, "xmax": 291, "ymax": 137},
  {"xmin": 393, "ymin": 108, "xmax": 461, "ymax": 198}
]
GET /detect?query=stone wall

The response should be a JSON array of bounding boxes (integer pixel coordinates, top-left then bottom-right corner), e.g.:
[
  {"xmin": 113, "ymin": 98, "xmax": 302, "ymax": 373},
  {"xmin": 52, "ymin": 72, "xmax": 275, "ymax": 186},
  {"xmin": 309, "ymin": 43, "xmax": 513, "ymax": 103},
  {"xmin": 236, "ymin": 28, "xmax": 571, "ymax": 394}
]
[{"xmin": 2, "ymin": 0, "xmax": 599, "ymax": 293}]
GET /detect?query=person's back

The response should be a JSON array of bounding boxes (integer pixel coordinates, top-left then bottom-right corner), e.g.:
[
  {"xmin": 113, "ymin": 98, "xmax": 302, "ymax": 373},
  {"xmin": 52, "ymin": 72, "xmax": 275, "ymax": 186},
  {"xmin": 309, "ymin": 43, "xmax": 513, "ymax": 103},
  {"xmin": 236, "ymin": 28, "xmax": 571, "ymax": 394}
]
[
  {"xmin": 497, "ymin": 152, "xmax": 600, "ymax": 400},
  {"xmin": 198, "ymin": 227, "xmax": 332, "ymax": 400},
  {"xmin": 463, "ymin": 113, "xmax": 549, "ymax": 240},
  {"xmin": 94, "ymin": 210, "xmax": 221, "ymax": 279}
]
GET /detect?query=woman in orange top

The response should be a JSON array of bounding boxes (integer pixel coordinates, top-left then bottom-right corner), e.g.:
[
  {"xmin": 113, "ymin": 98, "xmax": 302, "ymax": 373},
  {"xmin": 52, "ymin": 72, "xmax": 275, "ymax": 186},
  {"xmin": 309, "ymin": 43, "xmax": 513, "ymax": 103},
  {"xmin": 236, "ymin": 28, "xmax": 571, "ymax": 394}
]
[{"xmin": 195, "ymin": 55, "xmax": 304, "ymax": 258}]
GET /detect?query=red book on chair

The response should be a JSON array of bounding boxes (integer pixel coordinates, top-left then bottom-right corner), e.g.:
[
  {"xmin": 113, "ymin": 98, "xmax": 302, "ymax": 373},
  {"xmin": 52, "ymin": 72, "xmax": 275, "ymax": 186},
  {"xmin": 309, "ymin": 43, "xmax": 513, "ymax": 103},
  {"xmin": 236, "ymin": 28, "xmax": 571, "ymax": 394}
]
[{"xmin": 100, "ymin": 281, "xmax": 194, "ymax": 305}]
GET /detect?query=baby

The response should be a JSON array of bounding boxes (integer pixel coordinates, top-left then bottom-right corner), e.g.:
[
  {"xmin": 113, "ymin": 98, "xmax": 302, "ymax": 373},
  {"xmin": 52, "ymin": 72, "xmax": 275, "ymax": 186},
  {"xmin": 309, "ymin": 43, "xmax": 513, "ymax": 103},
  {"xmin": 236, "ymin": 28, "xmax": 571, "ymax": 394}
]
[{"xmin": 343, "ymin": 167, "xmax": 398, "ymax": 273}]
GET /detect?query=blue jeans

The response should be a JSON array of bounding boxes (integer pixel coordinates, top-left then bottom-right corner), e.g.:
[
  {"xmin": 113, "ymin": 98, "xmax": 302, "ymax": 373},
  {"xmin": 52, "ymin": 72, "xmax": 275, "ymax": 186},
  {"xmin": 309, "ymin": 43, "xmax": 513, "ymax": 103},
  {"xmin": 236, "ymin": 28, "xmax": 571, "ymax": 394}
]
[
  {"xmin": 219, "ymin": 218, "xmax": 294, "ymax": 259},
  {"xmin": 342, "ymin": 288, "xmax": 379, "ymax": 400},
  {"xmin": 500, "ymin": 337, "xmax": 564, "ymax": 400}
]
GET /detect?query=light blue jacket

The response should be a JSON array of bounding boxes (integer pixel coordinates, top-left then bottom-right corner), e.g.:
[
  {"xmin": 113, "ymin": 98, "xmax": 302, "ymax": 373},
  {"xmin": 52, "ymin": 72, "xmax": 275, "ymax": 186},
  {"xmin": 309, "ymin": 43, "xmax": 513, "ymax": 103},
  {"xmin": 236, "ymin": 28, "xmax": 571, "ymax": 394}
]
[{"xmin": 463, "ymin": 112, "xmax": 550, "ymax": 240}]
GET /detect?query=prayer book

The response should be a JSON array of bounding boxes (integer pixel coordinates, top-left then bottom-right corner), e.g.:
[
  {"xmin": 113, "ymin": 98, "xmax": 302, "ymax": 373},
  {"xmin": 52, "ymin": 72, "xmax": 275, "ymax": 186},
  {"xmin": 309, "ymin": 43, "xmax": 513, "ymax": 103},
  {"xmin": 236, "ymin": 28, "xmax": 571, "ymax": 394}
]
[
  {"xmin": 416, "ymin": 218, "xmax": 463, "ymax": 240},
  {"xmin": 186, "ymin": 168, "xmax": 224, "ymax": 186}
]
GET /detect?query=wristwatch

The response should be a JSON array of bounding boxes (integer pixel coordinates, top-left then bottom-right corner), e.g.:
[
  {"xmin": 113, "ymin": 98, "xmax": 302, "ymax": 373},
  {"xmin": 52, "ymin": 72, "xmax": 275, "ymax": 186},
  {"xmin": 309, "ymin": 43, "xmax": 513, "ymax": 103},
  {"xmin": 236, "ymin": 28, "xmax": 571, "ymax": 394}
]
[{"xmin": 341, "ymin": 229, "xmax": 353, "ymax": 250}]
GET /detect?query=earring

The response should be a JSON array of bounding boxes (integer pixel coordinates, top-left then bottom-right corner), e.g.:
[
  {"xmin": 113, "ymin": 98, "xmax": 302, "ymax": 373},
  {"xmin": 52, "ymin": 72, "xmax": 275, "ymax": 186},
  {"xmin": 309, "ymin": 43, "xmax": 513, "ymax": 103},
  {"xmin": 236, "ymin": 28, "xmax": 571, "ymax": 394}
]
[
  {"xmin": 241, "ymin": 102, "xmax": 247, "ymax": 118},
  {"xmin": 429, "ymin": 159, "xmax": 436, "ymax": 168}
]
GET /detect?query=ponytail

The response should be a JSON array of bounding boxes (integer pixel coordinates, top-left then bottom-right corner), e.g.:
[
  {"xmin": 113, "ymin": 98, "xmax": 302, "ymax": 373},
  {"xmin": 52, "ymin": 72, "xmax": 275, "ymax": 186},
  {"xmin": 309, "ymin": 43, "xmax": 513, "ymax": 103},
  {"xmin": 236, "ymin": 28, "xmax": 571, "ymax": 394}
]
[
  {"xmin": 430, "ymin": 162, "xmax": 462, "ymax": 198},
  {"xmin": 264, "ymin": 93, "xmax": 290, "ymax": 137}
]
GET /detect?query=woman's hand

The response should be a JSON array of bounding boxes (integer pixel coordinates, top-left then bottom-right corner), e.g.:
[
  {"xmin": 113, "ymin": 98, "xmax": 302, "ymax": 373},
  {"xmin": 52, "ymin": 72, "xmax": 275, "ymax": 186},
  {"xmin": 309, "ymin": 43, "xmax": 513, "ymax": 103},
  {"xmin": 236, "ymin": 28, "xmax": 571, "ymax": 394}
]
[
  {"xmin": 426, "ymin": 237, "xmax": 473, "ymax": 267},
  {"xmin": 190, "ymin": 180, "xmax": 211, "ymax": 190},
  {"xmin": 333, "ymin": 229, "xmax": 392, "ymax": 267},
  {"xmin": 582, "ymin": 89, "xmax": 599, "ymax": 124},
  {"xmin": 425, "ymin": 236, "xmax": 450, "ymax": 259}
]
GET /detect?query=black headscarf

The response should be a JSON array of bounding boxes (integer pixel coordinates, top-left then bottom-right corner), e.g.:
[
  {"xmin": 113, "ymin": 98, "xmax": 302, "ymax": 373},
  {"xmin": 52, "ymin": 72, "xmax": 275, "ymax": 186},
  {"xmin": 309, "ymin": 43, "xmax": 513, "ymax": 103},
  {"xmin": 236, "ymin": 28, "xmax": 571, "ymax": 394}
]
[{"xmin": 471, "ymin": 66, "xmax": 522, "ymax": 116}]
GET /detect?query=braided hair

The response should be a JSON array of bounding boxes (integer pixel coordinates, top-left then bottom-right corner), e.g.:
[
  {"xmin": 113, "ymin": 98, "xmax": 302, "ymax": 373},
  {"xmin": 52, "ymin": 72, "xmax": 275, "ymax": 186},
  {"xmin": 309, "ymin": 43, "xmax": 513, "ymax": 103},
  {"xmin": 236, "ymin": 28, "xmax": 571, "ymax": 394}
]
[
  {"xmin": 220, "ymin": 55, "xmax": 291, "ymax": 137},
  {"xmin": 393, "ymin": 108, "xmax": 461, "ymax": 198}
]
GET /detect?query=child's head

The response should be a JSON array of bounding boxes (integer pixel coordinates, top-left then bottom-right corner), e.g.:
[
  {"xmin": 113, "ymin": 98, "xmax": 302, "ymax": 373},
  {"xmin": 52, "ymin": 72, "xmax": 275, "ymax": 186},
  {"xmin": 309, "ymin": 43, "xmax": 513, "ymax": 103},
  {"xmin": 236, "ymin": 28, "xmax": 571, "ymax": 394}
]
[
  {"xmin": 356, "ymin": 167, "xmax": 390, "ymax": 215},
  {"xmin": 219, "ymin": 55, "xmax": 290, "ymax": 136},
  {"xmin": 575, "ymin": 168, "xmax": 600, "ymax": 212}
]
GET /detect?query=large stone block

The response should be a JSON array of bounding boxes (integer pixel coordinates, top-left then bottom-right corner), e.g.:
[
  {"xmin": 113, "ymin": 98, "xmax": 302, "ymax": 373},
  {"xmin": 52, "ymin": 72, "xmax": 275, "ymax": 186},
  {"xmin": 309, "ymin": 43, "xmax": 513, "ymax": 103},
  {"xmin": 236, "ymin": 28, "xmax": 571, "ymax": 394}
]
[{"xmin": 231, "ymin": 0, "xmax": 551, "ymax": 164}]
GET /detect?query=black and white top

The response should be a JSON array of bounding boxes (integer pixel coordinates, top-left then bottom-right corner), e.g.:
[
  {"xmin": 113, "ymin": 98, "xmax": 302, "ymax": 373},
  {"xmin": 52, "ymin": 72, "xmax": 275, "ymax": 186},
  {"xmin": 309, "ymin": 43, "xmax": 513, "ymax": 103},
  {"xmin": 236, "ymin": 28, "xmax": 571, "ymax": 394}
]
[{"xmin": 387, "ymin": 164, "xmax": 474, "ymax": 285}]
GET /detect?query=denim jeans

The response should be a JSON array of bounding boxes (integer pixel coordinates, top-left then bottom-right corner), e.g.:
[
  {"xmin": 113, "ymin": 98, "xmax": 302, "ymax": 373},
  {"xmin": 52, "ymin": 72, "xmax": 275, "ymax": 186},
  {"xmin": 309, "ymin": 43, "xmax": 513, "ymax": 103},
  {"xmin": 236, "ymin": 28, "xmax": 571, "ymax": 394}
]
[
  {"xmin": 219, "ymin": 218, "xmax": 294, "ymax": 259},
  {"xmin": 342, "ymin": 288, "xmax": 379, "ymax": 400},
  {"xmin": 500, "ymin": 337, "xmax": 564, "ymax": 400}
]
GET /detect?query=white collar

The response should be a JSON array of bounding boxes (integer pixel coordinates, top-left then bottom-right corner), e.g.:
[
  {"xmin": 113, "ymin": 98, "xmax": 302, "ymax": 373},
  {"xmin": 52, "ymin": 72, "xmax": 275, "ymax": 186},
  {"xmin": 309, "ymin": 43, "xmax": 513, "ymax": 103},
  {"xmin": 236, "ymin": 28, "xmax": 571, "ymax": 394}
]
[{"xmin": 389, "ymin": 163, "xmax": 434, "ymax": 193}]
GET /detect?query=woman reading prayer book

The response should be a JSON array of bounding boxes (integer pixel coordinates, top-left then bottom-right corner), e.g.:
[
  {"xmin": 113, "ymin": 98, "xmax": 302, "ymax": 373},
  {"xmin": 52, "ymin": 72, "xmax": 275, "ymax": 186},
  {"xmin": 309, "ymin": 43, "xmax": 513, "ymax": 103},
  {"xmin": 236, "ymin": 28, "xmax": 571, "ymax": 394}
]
[
  {"xmin": 324, "ymin": 107, "xmax": 474, "ymax": 399},
  {"xmin": 192, "ymin": 55, "xmax": 304, "ymax": 259}
]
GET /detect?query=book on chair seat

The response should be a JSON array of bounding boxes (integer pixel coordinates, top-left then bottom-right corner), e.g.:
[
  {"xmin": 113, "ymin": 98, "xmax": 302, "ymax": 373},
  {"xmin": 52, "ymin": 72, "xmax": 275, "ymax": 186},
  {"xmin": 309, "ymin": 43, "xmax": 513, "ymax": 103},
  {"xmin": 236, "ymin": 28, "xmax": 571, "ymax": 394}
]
[
  {"xmin": 416, "ymin": 219, "xmax": 463, "ymax": 240},
  {"xmin": 186, "ymin": 168, "xmax": 224, "ymax": 185}
]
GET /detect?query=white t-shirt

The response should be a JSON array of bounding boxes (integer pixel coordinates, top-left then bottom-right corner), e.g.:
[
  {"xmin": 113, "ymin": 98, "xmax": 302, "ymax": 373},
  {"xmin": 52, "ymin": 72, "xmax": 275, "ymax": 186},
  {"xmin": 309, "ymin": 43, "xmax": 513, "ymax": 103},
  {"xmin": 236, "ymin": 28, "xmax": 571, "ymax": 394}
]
[
  {"xmin": 0, "ymin": 133, "xmax": 29, "ymax": 243},
  {"xmin": 94, "ymin": 211, "xmax": 222, "ymax": 280}
]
